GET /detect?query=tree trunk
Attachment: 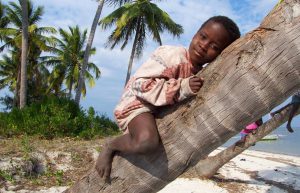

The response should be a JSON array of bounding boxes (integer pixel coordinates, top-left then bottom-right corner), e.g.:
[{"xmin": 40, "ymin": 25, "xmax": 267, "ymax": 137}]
[
  {"xmin": 68, "ymin": 77, "xmax": 73, "ymax": 99},
  {"xmin": 19, "ymin": 0, "xmax": 28, "ymax": 108},
  {"xmin": 194, "ymin": 105, "xmax": 300, "ymax": 178},
  {"xmin": 13, "ymin": 67, "xmax": 21, "ymax": 108},
  {"xmin": 75, "ymin": 0, "xmax": 104, "ymax": 104},
  {"xmin": 124, "ymin": 17, "xmax": 141, "ymax": 86},
  {"xmin": 66, "ymin": 1, "xmax": 300, "ymax": 192}
]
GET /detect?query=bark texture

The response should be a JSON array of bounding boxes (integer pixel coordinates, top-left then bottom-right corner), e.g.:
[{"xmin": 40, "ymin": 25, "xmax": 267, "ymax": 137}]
[
  {"xmin": 75, "ymin": 0, "xmax": 104, "ymax": 104},
  {"xmin": 194, "ymin": 106, "xmax": 300, "ymax": 178},
  {"xmin": 66, "ymin": 0, "xmax": 300, "ymax": 192},
  {"xmin": 20, "ymin": 0, "xmax": 28, "ymax": 108}
]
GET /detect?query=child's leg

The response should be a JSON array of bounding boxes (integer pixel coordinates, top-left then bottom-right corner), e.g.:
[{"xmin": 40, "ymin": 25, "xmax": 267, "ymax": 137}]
[
  {"xmin": 96, "ymin": 112, "xmax": 159, "ymax": 180},
  {"xmin": 286, "ymin": 103, "xmax": 300, "ymax": 133},
  {"xmin": 235, "ymin": 133, "xmax": 247, "ymax": 148},
  {"xmin": 270, "ymin": 103, "xmax": 291, "ymax": 117}
]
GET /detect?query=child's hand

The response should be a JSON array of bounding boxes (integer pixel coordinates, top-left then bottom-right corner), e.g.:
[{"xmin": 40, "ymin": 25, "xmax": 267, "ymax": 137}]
[{"xmin": 189, "ymin": 76, "xmax": 204, "ymax": 93}]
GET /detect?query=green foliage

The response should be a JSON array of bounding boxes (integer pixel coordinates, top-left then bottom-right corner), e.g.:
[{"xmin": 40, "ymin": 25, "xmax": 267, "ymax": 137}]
[
  {"xmin": 0, "ymin": 169, "xmax": 15, "ymax": 182},
  {"xmin": 0, "ymin": 96, "xmax": 119, "ymax": 139},
  {"xmin": 21, "ymin": 135, "xmax": 34, "ymax": 160},
  {"xmin": 54, "ymin": 170, "xmax": 64, "ymax": 186}
]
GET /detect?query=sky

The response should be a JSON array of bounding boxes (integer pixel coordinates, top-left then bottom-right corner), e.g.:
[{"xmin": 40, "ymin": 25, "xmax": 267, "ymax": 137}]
[{"xmin": 1, "ymin": 0, "xmax": 299, "ymax": 128}]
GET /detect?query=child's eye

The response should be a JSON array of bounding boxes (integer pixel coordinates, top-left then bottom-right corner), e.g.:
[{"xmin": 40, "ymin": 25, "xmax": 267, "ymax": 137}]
[
  {"xmin": 210, "ymin": 44, "xmax": 220, "ymax": 51},
  {"xmin": 199, "ymin": 33, "xmax": 206, "ymax": 40}
]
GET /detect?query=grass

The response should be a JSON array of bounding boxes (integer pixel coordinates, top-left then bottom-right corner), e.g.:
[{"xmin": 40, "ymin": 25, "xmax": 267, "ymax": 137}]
[{"xmin": 0, "ymin": 136, "xmax": 107, "ymax": 191}]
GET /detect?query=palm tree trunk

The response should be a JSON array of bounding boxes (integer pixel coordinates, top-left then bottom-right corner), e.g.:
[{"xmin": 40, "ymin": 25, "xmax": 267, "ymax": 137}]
[
  {"xmin": 19, "ymin": 0, "xmax": 28, "ymax": 108},
  {"xmin": 65, "ymin": 1, "xmax": 300, "ymax": 192},
  {"xmin": 124, "ymin": 17, "xmax": 141, "ymax": 86},
  {"xmin": 13, "ymin": 69, "xmax": 21, "ymax": 108},
  {"xmin": 75, "ymin": 0, "xmax": 104, "ymax": 104},
  {"xmin": 68, "ymin": 79, "xmax": 73, "ymax": 99},
  {"xmin": 194, "ymin": 106, "xmax": 300, "ymax": 178}
]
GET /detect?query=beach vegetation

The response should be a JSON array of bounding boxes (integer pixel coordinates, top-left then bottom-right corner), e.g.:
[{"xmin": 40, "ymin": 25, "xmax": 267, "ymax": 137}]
[{"xmin": 0, "ymin": 96, "xmax": 119, "ymax": 139}]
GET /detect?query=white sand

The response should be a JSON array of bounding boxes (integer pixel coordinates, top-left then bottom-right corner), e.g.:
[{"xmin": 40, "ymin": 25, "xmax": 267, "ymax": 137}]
[
  {"xmin": 158, "ymin": 149, "xmax": 300, "ymax": 193},
  {"xmin": 1, "ymin": 149, "xmax": 300, "ymax": 193}
]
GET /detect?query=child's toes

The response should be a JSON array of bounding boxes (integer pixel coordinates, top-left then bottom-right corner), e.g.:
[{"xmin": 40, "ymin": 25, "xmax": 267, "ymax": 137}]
[{"xmin": 104, "ymin": 168, "xmax": 111, "ymax": 183}]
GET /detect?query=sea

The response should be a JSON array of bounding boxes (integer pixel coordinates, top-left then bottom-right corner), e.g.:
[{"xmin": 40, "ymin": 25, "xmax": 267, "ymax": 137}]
[{"xmin": 222, "ymin": 127, "xmax": 300, "ymax": 157}]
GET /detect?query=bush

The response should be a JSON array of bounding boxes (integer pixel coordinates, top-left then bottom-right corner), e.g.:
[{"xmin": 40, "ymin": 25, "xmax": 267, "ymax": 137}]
[{"xmin": 0, "ymin": 96, "xmax": 119, "ymax": 139}]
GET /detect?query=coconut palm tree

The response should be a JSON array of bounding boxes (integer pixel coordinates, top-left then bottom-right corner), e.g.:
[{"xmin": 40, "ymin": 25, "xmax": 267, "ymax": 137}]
[
  {"xmin": 194, "ymin": 105, "xmax": 300, "ymax": 178},
  {"xmin": 0, "ymin": 0, "xmax": 56, "ymax": 107},
  {"xmin": 45, "ymin": 26, "xmax": 100, "ymax": 99},
  {"xmin": 100, "ymin": 0, "xmax": 183, "ymax": 85},
  {"xmin": 19, "ymin": 0, "xmax": 28, "ymax": 108},
  {"xmin": 75, "ymin": 0, "xmax": 104, "ymax": 104},
  {"xmin": 75, "ymin": 0, "xmax": 140, "ymax": 104},
  {"xmin": 0, "ymin": 0, "xmax": 56, "ymax": 52}
]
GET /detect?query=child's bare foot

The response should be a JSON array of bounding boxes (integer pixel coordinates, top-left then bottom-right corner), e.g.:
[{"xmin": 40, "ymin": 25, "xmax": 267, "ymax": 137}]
[
  {"xmin": 251, "ymin": 130, "xmax": 257, "ymax": 135},
  {"xmin": 95, "ymin": 146, "xmax": 114, "ymax": 182},
  {"xmin": 287, "ymin": 124, "xmax": 294, "ymax": 133},
  {"xmin": 235, "ymin": 137, "xmax": 246, "ymax": 148}
]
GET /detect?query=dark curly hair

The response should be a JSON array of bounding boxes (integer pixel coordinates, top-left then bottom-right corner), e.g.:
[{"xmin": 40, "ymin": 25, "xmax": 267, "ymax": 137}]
[{"xmin": 201, "ymin": 16, "xmax": 241, "ymax": 44}]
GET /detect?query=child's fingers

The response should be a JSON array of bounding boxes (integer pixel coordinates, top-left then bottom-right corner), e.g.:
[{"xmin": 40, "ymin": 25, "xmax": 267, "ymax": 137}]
[
  {"xmin": 191, "ymin": 77, "xmax": 204, "ymax": 83},
  {"xmin": 191, "ymin": 81, "xmax": 203, "ymax": 86}
]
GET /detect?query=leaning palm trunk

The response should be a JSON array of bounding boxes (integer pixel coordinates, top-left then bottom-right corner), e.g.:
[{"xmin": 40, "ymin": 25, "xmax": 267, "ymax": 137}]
[
  {"xmin": 124, "ymin": 17, "xmax": 141, "ymax": 85},
  {"xmin": 19, "ymin": 0, "xmax": 28, "ymax": 108},
  {"xmin": 66, "ymin": 1, "xmax": 300, "ymax": 192},
  {"xmin": 75, "ymin": 0, "xmax": 104, "ymax": 104},
  {"xmin": 194, "ymin": 105, "xmax": 300, "ymax": 178}
]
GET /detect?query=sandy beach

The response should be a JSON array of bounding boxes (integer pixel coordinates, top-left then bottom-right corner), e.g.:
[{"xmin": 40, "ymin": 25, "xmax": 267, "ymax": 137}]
[
  {"xmin": 159, "ymin": 149, "xmax": 300, "ymax": 193},
  {"xmin": 1, "ymin": 146, "xmax": 299, "ymax": 193}
]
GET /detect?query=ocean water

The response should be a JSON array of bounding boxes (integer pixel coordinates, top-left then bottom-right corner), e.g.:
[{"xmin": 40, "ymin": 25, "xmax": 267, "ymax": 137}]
[{"xmin": 222, "ymin": 127, "xmax": 300, "ymax": 156}]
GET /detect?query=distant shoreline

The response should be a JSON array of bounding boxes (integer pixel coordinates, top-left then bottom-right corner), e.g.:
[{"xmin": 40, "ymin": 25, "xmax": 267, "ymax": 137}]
[{"xmin": 222, "ymin": 127, "xmax": 300, "ymax": 157}]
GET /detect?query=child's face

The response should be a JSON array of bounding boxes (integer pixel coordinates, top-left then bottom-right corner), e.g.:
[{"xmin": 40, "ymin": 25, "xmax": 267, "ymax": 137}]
[{"xmin": 189, "ymin": 21, "xmax": 231, "ymax": 67}]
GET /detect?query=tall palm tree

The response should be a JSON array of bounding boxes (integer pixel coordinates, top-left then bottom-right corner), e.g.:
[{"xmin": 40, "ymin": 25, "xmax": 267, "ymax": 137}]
[
  {"xmin": 0, "ymin": 0, "xmax": 56, "ymax": 107},
  {"xmin": 100, "ymin": 0, "xmax": 183, "ymax": 85},
  {"xmin": 19, "ymin": 0, "xmax": 28, "ymax": 108},
  {"xmin": 75, "ymin": 0, "xmax": 104, "ymax": 104},
  {"xmin": 45, "ymin": 26, "xmax": 100, "ymax": 99},
  {"xmin": 75, "ymin": 0, "xmax": 136, "ymax": 104}
]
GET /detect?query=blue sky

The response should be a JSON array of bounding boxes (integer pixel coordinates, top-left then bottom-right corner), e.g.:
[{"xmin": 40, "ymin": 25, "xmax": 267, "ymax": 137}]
[{"xmin": 1, "ymin": 0, "xmax": 299, "ymax": 128}]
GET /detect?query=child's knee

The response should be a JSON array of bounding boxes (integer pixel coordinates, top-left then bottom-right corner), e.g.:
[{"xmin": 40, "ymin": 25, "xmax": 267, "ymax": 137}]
[
  {"xmin": 135, "ymin": 132, "xmax": 159, "ymax": 153},
  {"xmin": 141, "ymin": 137, "xmax": 159, "ymax": 153}
]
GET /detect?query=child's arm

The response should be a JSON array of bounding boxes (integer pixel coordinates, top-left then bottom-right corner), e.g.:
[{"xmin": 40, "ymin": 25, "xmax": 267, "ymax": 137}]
[
  {"xmin": 130, "ymin": 76, "xmax": 198, "ymax": 106},
  {"xmin": 129, "ymin": 45, "xmax": 204, "ymax": 106}
]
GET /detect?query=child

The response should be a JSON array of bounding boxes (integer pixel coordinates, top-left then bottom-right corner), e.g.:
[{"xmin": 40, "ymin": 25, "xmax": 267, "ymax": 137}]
[
  {"xmin": 96, "ymin": 16, "xmax": 241, "ymax": 180},
  {"xmin": 235, "ymin": 118, "xmax": 263, "ymax": 148},
  {"xmin": 240, "ymin": 118, "xmax": 263, "ymax": 139},
  {"xmin": 270, "ymin": 90, "xmax": 300, "ymax": 132}
]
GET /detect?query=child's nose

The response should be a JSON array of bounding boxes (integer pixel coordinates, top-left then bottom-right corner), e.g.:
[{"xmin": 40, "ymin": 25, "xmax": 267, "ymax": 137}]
[{"xmin": 201, "ymin": 40, "xmax": 210, "ymax": 51}]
